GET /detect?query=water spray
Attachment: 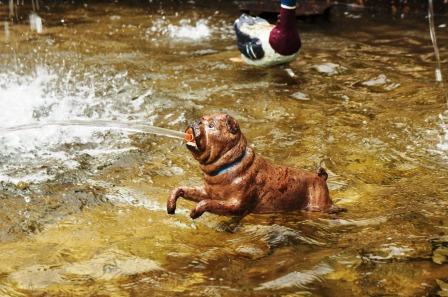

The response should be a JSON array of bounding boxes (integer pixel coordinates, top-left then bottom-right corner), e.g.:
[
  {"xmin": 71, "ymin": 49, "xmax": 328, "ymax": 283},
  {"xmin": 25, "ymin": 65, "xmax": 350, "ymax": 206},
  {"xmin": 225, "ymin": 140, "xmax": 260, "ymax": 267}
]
[{"xmin": 0, "ymin": 120, "xmax": 185, "ymax": 140}]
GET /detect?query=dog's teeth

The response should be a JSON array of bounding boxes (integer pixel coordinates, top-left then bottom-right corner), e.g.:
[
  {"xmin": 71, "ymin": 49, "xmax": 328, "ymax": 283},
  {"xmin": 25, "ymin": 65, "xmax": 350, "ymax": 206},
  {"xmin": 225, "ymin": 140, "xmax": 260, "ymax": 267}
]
[{"xmin": 187, "ymin": 141, "xmax": 197, "ymax": 148}]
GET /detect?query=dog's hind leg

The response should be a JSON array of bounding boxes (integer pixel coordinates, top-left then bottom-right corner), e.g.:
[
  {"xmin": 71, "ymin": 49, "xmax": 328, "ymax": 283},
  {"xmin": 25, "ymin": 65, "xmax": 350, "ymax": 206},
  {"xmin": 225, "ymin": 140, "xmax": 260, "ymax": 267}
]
[
  {"xmin": 167, "ymin": 186, "xmax": 209, "ymax": 215},
  {"xmin": 317, "ymin": 167, "xmax": 328, "ymax": 181},
  {"xmin": 305, "ymin": 179, "xmax": 333, "ymax": 212}
]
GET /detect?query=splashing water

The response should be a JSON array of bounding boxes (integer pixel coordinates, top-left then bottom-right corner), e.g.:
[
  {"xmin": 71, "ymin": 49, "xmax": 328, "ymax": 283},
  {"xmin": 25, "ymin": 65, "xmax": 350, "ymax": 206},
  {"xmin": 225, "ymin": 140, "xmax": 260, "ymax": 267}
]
[
  {"xmin": 167, "ymin": 19, "xmax": 211, "ymax": 40},
  {"xmin": 147, "ymin": 18, "xmax": 214, "ymax": 41},
  {"xmin": 0, "ymin": 66, "xmax": 183, "ymax": 184}
]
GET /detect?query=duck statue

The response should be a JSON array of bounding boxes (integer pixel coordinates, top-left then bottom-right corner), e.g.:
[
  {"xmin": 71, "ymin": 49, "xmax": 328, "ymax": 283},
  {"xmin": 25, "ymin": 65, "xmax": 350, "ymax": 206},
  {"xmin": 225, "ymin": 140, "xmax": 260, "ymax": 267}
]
[{"xmin": 234, "ymin": 0, "xmax": 301, "ymax": 67}]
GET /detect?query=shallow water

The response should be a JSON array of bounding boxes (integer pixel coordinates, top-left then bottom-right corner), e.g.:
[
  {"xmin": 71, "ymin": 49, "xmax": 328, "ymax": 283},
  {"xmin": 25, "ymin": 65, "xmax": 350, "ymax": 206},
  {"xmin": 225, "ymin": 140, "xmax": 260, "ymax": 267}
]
[{"xmin": 0, "ymin": 1, "xmax": 448, "ymax": 296}]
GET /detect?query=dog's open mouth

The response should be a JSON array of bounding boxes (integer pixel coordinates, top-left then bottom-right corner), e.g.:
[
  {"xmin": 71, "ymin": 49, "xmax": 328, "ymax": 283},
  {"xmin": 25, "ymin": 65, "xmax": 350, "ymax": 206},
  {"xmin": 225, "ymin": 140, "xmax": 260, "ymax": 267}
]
[{"xmin": 185, "ymin": 127, "xmax": 201, "ymax": 152}]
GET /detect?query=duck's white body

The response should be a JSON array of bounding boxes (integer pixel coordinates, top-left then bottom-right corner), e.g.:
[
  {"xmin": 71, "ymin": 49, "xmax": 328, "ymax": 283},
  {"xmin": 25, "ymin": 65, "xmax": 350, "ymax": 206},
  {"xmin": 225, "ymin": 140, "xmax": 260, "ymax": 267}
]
[
  {"xmin": 234, "ymin": 2, "xmax": 301, "ymax": 67},
  {"xmin": 235, "ymin": 18, "xmax": 298, "ymax": 67}
]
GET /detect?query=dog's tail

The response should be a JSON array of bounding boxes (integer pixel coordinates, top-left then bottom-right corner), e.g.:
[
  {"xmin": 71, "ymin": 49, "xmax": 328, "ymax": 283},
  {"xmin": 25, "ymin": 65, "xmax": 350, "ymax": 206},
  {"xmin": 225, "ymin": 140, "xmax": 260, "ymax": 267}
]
[{"xmin": 317, "ymin": 167, "xmax": 328, "ymax": 181}]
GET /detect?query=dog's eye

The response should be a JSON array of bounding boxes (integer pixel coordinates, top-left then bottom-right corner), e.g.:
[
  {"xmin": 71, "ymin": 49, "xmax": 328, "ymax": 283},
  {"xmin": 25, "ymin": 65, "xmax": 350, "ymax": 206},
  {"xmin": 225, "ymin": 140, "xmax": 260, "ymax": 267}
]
[{"xmin": 208, "ymin": 123, "xmax": 215, "ymax": 129}]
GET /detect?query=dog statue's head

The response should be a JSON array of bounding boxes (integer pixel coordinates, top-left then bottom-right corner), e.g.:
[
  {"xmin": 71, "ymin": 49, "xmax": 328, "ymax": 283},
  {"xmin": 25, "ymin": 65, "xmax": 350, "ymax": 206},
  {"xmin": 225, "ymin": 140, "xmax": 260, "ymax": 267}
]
[{"xmin": 184, "ymin": 113, "xmax": 246, "ymax": 165}]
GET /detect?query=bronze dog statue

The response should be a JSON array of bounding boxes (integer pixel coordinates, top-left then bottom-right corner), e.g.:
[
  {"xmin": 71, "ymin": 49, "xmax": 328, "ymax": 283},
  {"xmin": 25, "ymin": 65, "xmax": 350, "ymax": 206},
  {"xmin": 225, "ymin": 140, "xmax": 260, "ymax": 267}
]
[{"xmin": 167, "ymin": 113, "xmax": 343, "ymax": 219}]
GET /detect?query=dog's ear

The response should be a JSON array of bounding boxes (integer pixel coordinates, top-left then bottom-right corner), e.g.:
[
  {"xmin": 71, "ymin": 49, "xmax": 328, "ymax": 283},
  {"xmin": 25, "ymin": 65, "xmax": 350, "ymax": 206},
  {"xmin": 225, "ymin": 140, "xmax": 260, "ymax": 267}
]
[{"xmin": 226, "ymin": 115, "xmax": 239, "ymax": 134}]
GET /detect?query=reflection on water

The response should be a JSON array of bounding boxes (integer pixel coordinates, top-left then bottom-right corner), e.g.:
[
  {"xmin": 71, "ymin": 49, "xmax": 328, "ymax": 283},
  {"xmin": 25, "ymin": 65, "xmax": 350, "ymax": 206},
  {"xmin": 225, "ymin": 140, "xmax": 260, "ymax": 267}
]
[{"xmin": 0, "ymin": 1, "xmax": 448, "ymax": 296}]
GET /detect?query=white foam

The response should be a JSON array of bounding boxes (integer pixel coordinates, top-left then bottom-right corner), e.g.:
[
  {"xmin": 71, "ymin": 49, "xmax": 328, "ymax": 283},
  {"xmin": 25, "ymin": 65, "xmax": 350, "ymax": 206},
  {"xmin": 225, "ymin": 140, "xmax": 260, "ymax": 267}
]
[
  {"xmin": 0, "ymin": 171, "xmax": 55, "ymax": 185},
  {"xmin": 146, "ymin": 17, "xmax": 233, "ymax": 43},
  {"xmin": 167, "ymin": 19, "xmax": 211, "ymax": 40},
  {"xmin": 0, "ymin": 67, "xmax": 55, "ymax": 127}
]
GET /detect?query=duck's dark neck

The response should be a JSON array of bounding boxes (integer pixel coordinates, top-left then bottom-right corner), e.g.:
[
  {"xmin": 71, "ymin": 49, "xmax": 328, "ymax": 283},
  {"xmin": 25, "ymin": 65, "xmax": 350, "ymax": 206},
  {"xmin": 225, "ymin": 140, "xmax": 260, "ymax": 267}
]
[
  {"xmin": 280, "ymin": 0, "xmax": 296, "ymax": 10},
  {"xmin": 277, "ymin": 0, "xmax": 297, "ymax": 29},
  {"xmin": 269, "ymin": 0, "xmax": 300, "ymax": 56}
]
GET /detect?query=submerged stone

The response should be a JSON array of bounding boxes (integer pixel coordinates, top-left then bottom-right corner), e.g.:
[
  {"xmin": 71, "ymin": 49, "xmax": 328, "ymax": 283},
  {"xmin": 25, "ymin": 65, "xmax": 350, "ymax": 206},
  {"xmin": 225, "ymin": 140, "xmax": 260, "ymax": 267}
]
[
  {"xmin": 235, "ymin": 245, "xmax": 267, "ymax": 260},
  {"xmin": 361, "ymin": 74, "xmax": 400, "ymax": 91},
  {"xmin": 290, "ymin": 91, "xmax": 310, "ymax": 101},
  {"xmin": 362, "ymin": 74, "xmax": 388, "ymax": 86},
  {"xmin": 432, "ymin": 236, "xmax": 448, "ymax": 265},
  {"xmin": 433, "ymin": 247, "xmax": 448, "ymax": 264},
  {"xmin": 313, "ymin": 63, "xmax": 347, "ymax": 76},
  {"xmin": 436, "ymin": 279, "xmax": 448, "ymax": 296}
]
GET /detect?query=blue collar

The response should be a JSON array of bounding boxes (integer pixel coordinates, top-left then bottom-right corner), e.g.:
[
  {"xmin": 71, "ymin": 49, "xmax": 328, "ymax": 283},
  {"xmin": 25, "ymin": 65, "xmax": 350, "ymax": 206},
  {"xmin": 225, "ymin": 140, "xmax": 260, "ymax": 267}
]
[{"xmin": 209, "ymin": 150, "xmax": 247, "ymax": 176}]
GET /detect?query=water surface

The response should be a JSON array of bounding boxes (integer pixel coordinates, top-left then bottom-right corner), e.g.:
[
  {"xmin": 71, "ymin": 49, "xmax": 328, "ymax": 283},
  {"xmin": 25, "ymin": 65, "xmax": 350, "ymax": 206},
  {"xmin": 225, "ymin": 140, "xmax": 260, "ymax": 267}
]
[{"xmin": 0, "ymin": 1, "xmax": 448, "ymax": 296}]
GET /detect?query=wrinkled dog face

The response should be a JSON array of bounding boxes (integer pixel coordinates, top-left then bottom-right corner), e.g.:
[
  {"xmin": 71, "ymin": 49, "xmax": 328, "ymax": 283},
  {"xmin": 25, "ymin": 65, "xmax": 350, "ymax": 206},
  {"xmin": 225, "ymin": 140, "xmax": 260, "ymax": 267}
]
[{"xmin": 185, "ymin": 114, "xmax": 241, "ymax": 164}]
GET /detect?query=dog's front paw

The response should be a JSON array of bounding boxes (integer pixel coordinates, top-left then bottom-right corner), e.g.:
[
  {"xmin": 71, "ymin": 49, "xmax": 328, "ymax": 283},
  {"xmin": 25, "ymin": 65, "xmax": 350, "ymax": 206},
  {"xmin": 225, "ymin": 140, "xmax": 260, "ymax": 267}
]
[
  {"xmin": 167, "ymin": 202, "xmax": 176, "ymax": 215},
  {"xmin": 190, "ymin": 208, "xmax": 204, "ymax": 219},
  {"xmin": 190, "ymin": 201, "xmax": 206, "ymax": 219},
  {"xmin": 167, "ymin": 188, "xmax": 184, "ymax": 215}
]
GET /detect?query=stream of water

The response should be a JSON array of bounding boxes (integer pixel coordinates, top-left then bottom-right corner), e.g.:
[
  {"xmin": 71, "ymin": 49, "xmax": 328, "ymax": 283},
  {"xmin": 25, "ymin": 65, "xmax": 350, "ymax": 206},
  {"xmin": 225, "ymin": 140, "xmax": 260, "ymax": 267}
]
[{"xmin": 1, "ymin": 120, "xmax": 185, "ymax": 139}]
